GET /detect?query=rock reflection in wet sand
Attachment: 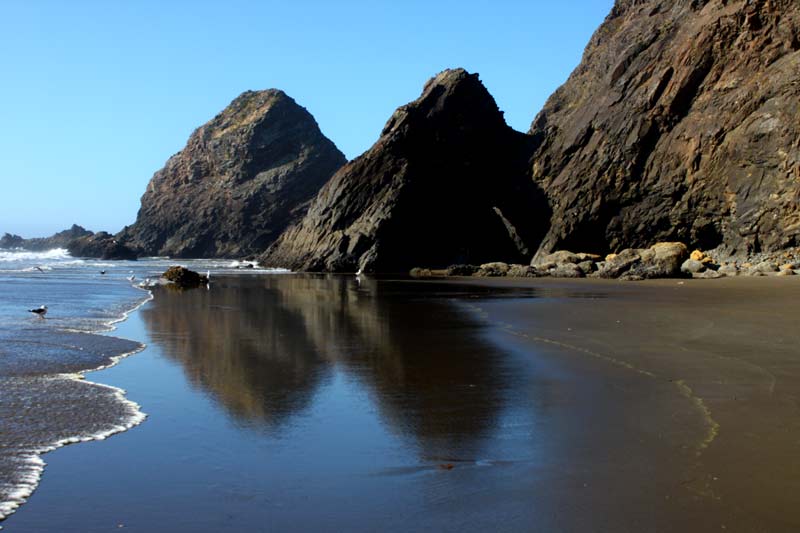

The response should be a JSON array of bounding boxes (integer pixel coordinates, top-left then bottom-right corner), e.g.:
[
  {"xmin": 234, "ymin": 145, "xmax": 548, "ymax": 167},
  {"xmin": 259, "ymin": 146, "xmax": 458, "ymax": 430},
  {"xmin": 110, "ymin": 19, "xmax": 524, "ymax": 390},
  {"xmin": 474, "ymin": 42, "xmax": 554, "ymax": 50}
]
[{"xmin": 140, "ymin": 275, "xmax": 531, "ymax": 460}]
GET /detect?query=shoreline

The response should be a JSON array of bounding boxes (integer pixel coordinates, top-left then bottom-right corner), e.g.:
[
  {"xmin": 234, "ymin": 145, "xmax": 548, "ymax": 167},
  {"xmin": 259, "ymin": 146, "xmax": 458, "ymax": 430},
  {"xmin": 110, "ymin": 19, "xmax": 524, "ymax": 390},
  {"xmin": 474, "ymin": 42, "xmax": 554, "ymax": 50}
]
[
  {"xmin": 0, "ymin": 285, "xmax": 154, "ymax": 523},
  {"xmin": 446, "ymin": 274, "xmax": 800, "ymax": 530},
  {"xmin": 4, "ymin": 274, "xmax": 800, "ymax": 530}
]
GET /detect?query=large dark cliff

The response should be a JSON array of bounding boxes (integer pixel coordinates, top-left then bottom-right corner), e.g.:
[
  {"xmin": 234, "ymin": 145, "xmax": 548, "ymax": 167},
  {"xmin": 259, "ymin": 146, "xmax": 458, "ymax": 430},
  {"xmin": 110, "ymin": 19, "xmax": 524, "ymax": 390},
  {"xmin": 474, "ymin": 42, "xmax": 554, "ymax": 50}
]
[
  {"xmin": 120, "ymin": 90, "xmax": 345, "ymax": 258},
  {"xmin": 261, "ymin": 69, "xmax": 548, "ymax": 273},
  {"xmin": 529, "ymin": 0, "xmax": 800, "ymax": 258},
  {"xmin": 113, "ymin": 0, "xmax": 800, "ymax": 268}
]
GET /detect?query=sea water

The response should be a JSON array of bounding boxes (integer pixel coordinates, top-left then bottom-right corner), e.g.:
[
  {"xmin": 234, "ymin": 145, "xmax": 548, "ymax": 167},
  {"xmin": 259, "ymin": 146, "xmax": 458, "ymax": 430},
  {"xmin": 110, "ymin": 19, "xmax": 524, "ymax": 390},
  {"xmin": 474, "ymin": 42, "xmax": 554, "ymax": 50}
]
[{"xmin": 0, "ymin": 248, "xmax": 285, "ymax": 521}]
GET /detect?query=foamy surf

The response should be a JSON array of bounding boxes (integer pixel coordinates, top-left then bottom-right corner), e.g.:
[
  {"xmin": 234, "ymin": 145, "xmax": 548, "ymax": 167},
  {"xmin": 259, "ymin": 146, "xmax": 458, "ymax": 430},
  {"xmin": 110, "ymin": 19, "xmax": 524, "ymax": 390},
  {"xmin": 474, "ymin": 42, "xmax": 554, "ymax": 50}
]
[
  {"xmin": 0, "ymin": 373, "xmax": 147, "ymax": 522},
  {"xmin": 0, "ymin": 255, "xmax": 288, "ymax": 525},
  {"xmin": 0, "ymin": 248, "xmax": 71, "ymax": 263},
  {"xmin": 0, "ymin": 266, "xmax": 155, "ymax": 524}
]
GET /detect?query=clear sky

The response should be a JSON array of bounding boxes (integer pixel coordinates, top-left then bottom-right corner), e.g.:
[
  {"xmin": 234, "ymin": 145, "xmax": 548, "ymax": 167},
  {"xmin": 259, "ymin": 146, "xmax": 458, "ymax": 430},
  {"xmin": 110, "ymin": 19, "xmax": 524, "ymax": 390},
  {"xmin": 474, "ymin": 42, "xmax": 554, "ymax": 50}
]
[{"xmin": 0, "ymin": 0, "xmax": 613, "ymax": 237}]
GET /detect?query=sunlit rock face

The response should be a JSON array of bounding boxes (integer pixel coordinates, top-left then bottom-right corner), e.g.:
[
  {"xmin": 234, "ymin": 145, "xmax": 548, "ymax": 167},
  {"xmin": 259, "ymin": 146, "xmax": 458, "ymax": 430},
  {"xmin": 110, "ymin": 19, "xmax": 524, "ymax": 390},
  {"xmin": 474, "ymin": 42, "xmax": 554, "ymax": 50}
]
[
  {"xmin": 121, "ymin": 90, "xmax": 345, "ymax": 258},
  {"xmin": 529, "ymin": 0, "xmax": 800, "ymax": 258}
]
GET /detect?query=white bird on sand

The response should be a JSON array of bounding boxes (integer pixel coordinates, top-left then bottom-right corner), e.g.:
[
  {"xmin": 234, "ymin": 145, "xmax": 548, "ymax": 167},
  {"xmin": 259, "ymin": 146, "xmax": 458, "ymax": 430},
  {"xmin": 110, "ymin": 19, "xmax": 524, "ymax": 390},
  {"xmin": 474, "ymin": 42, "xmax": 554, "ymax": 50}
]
[{"xmin": 28, "ymin": 305, "xmax": 48, "ymax": 318}]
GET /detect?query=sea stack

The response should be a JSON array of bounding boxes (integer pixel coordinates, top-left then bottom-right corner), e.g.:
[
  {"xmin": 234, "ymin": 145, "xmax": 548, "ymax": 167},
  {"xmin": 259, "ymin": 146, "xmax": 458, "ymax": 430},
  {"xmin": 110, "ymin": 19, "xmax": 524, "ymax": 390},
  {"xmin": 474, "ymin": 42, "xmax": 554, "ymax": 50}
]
[
  {"xmin": 261, "ymin": 69, "xmax": 548, "ymax": 272},
  {"xmin": 120, "ymin": 90, "xmax": 346, "ymax": 258},
  {"xmin": 529, "ymin": 0, "xmax": 800, "ymax": 259}
]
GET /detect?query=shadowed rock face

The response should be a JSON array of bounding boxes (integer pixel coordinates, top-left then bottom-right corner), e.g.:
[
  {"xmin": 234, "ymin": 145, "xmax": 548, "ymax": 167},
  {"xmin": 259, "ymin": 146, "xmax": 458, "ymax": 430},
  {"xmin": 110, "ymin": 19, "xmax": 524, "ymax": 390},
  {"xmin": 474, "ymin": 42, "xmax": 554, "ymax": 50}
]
[
  {"xmin": 261, "ymin": 69, "xmax": 549, "ymax": 273},
  {"xmin": 530, "ymin": 0, "xmax": 800, "ymax": 259},
  {"xmin": 121, "ymin": 90, "xmax": 345, "ymax": 258},
  {"xmin": 67, "ymin": 231, "xmax": 138, "ymax": 260}
]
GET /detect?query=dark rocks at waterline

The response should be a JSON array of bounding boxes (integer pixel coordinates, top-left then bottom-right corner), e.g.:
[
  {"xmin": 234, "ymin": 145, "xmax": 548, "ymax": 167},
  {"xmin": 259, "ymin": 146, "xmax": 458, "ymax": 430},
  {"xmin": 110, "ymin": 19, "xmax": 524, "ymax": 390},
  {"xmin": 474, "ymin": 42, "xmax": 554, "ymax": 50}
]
[
  {"xmin": 120, "ymin": 89, "xmax": 346, "ymax": 259},
  {"xmin": 67, "ymin": 232, "xmax": 138, "ymax": 260},
  {"xmin": 160, "ymin": 266, "xmax": 209, "ymax": 289},
  {"xmin": 528, "ymin": 0, "xmax": 800, "ymax": 259},
  {"xmin": 1, "ymin": 225, "xmax": 93, "ymax": 251},
  {"xmin": 261, "ymin": 68, "xmax": 549, "ymax": 273}
]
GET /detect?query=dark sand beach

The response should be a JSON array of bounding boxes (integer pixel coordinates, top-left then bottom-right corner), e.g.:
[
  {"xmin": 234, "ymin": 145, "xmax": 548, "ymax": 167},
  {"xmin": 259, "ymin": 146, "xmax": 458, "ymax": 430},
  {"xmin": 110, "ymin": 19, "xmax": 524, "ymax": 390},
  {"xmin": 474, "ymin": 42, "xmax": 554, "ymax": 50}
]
[{"xmin": 4, "ymin": 275, "xmax": 799, "ymax": 532}]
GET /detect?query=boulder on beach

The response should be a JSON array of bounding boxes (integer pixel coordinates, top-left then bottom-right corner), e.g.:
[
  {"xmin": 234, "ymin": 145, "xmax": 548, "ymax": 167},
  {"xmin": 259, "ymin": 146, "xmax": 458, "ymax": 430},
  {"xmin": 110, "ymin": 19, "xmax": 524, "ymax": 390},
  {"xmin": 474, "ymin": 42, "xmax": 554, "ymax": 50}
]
[
  {"xmin": 161, "ymin": 266, "xmax": 209, "ymax": 289},
  {"xmin": 532, "ymin": 250, "xmax": 580, "ymax": 267},
  {"xmin": 507, "ymin": 264, "xmax": 537, "ymax": 278},
  {"xmin": 476, "ymin": 262, "xmax": 510, "ymax": 277},
  {"xmin": 606, "ymin": 243, "xmax": 689, "ymax": 281},
  {"xmin": 446, "ymin": 264, "xmax": 480, "ymax": 276},
  {"xmin": 681, "ymin": 259, "xmax": 706, "ymax": 275}
]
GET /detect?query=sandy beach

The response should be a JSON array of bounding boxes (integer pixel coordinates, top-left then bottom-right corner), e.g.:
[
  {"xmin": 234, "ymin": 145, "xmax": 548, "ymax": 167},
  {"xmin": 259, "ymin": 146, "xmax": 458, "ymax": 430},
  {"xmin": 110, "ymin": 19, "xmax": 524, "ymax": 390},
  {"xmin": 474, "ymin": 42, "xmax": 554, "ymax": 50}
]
[
  {"xmin": 3, "ymin": 274, "xmax": 799, "ymax": 532},
  {"xmin": 455, "ymin": 275, "xmax": 800, "ymax": 531}
]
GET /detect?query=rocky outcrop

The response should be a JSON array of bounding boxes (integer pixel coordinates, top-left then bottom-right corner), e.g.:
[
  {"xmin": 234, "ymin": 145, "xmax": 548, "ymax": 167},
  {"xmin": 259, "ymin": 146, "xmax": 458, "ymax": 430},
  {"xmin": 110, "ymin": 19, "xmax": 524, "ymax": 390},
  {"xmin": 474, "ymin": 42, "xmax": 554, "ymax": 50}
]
[
  {"xmin": 0, "ymin": 233, "xmax": 23, "ymax": 248},
  {"xmin": 0, "ymin": 225, "xmax": 92, "ymax": 251},
  {"xmin": 160, "ymin": 266, "xmax": 209, "ymax": 289},
  {"xmin": 261, "ymin": 69, "xmax": 549, "ymax": 272},
  {"xmin": 67, "ymin": 232, "xmax": 138, "ymax": 260},
  {"xmin": 120, "ymin": 90, "xmax": 345, "ymax": 258},
  {"xmin": 530, "ymin": 0, "xmax": 800, "ymax": 260}
]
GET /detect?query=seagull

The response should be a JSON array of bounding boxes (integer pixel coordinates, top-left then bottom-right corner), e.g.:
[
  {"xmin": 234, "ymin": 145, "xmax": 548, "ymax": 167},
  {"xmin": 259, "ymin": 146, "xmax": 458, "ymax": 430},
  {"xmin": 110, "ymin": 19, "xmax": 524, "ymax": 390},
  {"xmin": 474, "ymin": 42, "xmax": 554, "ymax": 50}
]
[
  {"xmin": 28, "ymin": 305, "xmax": 48, "ymax": 318},
  {"xmin": 34, "ymin": 266, "xmax": 44, "ymax": 273},
  {"xmin": 100, "ymin": 270, "xmax": 107, "ymax": 275},
  {"xmin": 127, "ymin": 275, "xmax": 136, "ymax": 282}
]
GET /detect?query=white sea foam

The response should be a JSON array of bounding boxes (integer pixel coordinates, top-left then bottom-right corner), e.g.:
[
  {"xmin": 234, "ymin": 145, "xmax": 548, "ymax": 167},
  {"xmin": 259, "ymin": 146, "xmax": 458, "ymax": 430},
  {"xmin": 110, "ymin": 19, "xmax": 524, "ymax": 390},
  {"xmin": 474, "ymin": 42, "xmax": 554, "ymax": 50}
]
[
  {"xmin": 0, "ymin": 373, "xmax": 147, "ymax": 521},
  {"xmin": 22, "ymin": 265, "xmax": 53, "ymax": 272},
  {"xmin": 0, "ymin": 248, "xmax": 72, "ymax": 263},
  {"xmin": 0, "ymin": 284, "xmax": 155, "ymax": 523}
]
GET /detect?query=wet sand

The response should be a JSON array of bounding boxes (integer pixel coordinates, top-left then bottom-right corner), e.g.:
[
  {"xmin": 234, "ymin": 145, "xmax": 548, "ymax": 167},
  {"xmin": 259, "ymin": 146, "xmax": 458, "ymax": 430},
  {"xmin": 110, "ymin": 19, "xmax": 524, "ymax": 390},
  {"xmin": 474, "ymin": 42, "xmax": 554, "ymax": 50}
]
[
  {"xmin": 4, "ymin": 275, "xmax": 799, "ymax": 531},
  {"xmin": 453, "ymin": 275, "xmax": 800, "ymax": 531}
]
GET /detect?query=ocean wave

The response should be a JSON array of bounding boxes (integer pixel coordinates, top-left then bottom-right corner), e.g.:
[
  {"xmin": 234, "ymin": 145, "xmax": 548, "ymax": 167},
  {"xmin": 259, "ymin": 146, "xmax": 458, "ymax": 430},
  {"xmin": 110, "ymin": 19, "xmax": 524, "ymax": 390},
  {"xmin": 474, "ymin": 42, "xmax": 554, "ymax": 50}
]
[
  {"xmin": 0, "ymin": 272, "xmax": 154, "ymax": 523},
  {"xmin": 0, "ymin": 248, "xmax": 72, "ymax": 263}
]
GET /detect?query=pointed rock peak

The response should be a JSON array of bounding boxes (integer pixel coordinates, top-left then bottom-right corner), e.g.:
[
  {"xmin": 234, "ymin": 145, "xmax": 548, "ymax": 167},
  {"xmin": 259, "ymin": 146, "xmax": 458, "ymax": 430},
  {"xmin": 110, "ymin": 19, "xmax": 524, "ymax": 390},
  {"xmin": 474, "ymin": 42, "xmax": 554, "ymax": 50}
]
[
  {"xmin": 224, "ymin": 88, "xmax": 293, "ymax": 114},
  {"xmin": 121, "ymin": 89, "xmax": 345, "ymax": 258},
  {"xmin": 261, "ymin": 68, "xmax": 549, "ymax": 273},
  {"xmin": 200, "ymin": 89, "xmax": 314, "ymax": 139},
  {"xmin": 420, "ymin": 67, "xmax": 474, "ymax": 93},
  {"xmin": 381, "ymin": 68, "xmax": 506, "ymax": 137}
]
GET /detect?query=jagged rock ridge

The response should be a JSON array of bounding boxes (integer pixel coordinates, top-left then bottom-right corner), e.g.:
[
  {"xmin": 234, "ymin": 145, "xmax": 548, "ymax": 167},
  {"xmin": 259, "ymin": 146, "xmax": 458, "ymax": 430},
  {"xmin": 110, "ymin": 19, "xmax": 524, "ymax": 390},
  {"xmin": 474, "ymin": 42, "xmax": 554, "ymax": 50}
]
[
  {"xmin": 0, "ymin": 225, "xmax": 92, "ymax": 251},
  {"xmin": 120, "ymin": 90, "xmax": 345, "ymax": 258},
  {"xmin": 261, "ymin": 69, "xmax": 549, "ymax": 272},
  {"xmin": 529, "ymin": 0, "xmax": 800, "ymax": 258}
]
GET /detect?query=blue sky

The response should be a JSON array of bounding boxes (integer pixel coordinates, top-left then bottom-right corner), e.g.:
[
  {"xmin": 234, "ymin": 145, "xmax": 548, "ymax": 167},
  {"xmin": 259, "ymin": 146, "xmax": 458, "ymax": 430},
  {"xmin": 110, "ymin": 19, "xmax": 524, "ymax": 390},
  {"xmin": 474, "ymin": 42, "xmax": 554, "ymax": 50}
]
[{"xmin": 0, "ymin": 1, "xmax": 613, "ymax": 237}]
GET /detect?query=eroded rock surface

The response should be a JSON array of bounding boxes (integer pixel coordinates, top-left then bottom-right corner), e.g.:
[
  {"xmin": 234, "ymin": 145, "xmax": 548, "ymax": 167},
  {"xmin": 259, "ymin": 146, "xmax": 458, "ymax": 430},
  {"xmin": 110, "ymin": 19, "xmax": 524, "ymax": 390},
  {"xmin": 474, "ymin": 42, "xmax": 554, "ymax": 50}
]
[
  {"xmin": 262, "ymin": 69, "xmax": 549, "ymax": 272},
  {"xmin": 121, "ymin": 90, "xmax": 345, "ymax": 258},
  {"xmin": 530, "ymin": 0, "xmax": 800, "ymax": 259}
]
